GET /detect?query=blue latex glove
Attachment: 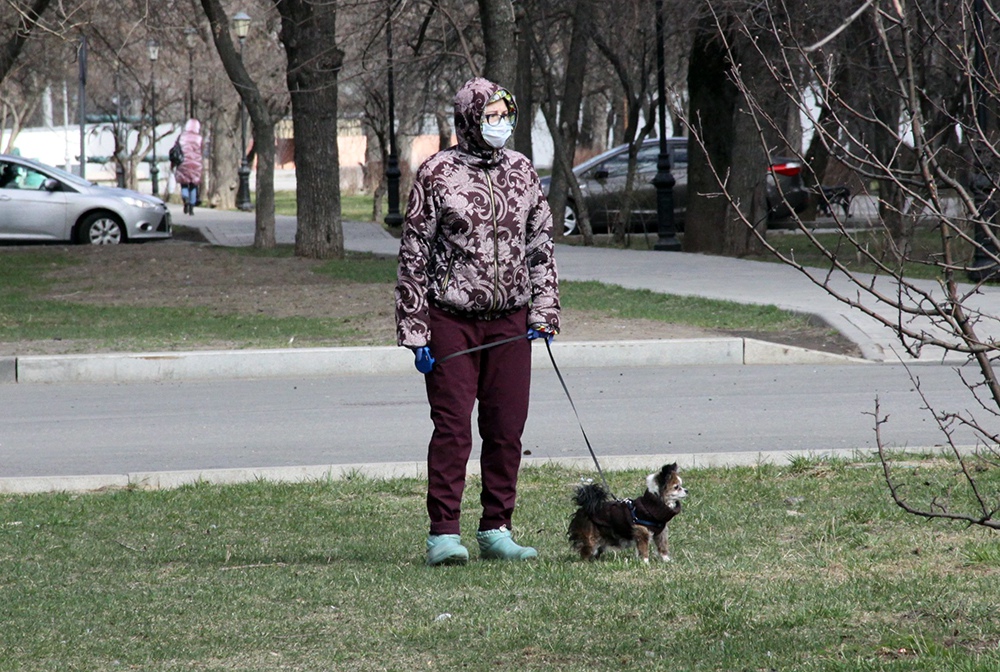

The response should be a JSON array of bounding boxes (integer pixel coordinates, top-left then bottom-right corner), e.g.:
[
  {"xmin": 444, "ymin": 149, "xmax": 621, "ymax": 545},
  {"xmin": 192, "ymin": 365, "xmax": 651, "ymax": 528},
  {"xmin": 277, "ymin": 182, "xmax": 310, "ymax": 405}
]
[
  {"xmin": 527, "ymin": 323, "xmax": 557, "ymax": 344},
  {"xmin": 412, "ymin": 346, "xmax": 435, "ymax": 374}
]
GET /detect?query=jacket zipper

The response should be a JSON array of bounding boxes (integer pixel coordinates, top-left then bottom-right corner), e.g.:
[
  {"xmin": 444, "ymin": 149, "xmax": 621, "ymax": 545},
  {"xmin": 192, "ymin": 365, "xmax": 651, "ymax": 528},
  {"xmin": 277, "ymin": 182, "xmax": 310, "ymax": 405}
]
[
  {"xmin": 484, "ymin": 169, "xmax": 499, "ymax": 316},
  {"xmin": 441, "ymin": 253, "xmax": 455, "ymax": 294}
]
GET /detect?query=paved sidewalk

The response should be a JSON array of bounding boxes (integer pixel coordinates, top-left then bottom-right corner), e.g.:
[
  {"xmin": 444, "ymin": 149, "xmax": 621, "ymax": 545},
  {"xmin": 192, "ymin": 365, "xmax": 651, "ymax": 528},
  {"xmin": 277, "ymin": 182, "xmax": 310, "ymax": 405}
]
[{"xmin": 170, "ymin": 202, "xmax": 1000, "ymax": 363}]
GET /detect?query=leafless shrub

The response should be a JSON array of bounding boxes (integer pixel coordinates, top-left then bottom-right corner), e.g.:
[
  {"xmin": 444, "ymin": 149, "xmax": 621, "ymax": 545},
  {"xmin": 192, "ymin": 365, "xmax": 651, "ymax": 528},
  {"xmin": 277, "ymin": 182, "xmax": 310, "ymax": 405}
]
[{"xmin": 695, "ymin": 0, "xmax": 1000, "ymax": 530}]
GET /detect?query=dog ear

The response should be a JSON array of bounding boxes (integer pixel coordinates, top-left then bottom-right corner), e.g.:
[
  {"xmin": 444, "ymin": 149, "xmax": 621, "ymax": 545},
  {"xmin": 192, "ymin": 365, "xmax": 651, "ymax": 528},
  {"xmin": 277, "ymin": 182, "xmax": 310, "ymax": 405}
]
[{"xmin": 655, "ymin": 463, "xmax": 678, "ymax": 488}]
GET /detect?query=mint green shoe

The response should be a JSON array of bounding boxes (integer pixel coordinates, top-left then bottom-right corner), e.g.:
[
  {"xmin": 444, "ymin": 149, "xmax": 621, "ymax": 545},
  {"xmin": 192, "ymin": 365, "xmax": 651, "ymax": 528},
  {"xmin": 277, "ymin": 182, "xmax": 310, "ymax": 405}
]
[
  {"xmin": 426, "ymin": 534, "xmax": 469, "ymax": 566},
  {"xmin": 476, "ymin": 526, "xmax": 538, "ymax": 560}
]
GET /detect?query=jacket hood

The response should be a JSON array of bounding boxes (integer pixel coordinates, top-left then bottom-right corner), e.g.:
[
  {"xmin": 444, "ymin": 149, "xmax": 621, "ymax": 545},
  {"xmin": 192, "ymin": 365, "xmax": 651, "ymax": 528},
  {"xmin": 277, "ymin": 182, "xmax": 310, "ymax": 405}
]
[
  {"xmin": 453, "ymin": 77, "xmax": 517, "ymax": 159},
  {"xmin": 183, "ymin": 118, "xmax": 201, "ymax": 134}
]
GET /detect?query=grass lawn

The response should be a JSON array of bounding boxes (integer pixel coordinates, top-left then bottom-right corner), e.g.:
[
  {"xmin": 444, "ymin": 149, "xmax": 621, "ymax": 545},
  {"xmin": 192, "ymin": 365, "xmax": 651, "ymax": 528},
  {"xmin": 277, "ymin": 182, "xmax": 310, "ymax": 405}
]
[
  {"xmin": 748, "ymin": 226, "xmax": 975, "ymax": 281},
  {"xmin": 3, "ymin": 457, "xmax": 1000, "ymax": 670},
  {"xmin": 0, "ymin": 249, "xmax": 392, "ymax": 351},
  {"xmin": 598, "ymin": 224, "xmax": 973, "ymax": 282},
  {"xmin": 0, "ymin": 247, "xmax": 823, "ymax": 352},
  {"xmin": 275, "ymin": 191, "xmax": 380, "ymax": 222}
]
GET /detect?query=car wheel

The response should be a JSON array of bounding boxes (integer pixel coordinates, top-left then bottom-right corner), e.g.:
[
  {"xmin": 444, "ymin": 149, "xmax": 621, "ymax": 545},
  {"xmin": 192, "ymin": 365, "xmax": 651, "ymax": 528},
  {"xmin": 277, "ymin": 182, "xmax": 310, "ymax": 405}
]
[
  {"xmin": 77, "ymin": 212, "xmax": 124, "ymax": 245},
  {"xmin": 563, "ymin": 202, "xmax": 579, "ymax": 236}
]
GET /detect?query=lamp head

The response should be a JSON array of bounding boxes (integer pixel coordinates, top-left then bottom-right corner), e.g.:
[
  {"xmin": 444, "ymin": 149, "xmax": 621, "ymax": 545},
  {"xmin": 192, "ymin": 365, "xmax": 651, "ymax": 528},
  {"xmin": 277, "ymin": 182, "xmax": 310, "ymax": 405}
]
[{"xmin": 233, "ymin": 12, "xmax": 251, "ymax": 40}]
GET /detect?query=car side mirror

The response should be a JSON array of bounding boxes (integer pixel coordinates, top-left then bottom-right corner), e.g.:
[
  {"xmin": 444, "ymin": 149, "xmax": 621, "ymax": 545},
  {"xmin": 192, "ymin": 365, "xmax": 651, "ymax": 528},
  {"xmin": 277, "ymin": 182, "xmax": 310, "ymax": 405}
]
[
  {"xmin": 594, "ymin": 169, "xmax": 609, "ymax": 181},
  {"xmin": 42, "ymin": 178, "xmax": 59, "ymax": 191}
]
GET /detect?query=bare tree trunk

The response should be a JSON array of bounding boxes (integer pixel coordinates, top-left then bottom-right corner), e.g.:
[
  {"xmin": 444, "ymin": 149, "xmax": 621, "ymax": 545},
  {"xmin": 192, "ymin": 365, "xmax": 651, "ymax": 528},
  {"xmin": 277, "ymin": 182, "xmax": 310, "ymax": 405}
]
[
  {"xmin": 208, "ymin": 102, "xmax": 237, "ymax": 211},
  {"xmin": 512, "ymin": 0, "xmax": 533, "ymax": 159},
  {"xmin": 585, "ymin": 95, "xmax": 609, "ymax": 154},
  {"xmin": 687, "ymin": 15, "xmax": 780, "ymax": 256},
  {"xmin": 0, "ymin": 0, "xmax": 51, "ymax": 85},
  {"xmin": 275, "ymin": 0, "xmax": 345, "ymax": 259},
  {"xmin": 725, "ymin": 98, "xmax": 767, "ymax": 256},
  {"xmin": 532, "ymin": 0, "xmax": 593, "ymax": 241},
  {"xmin": 253, "ymin": 120, "xmax": 276, "ymax": 248},
  {"xmin": 479, "ymin": 0, "xmax": 517, "ymax": 86},
  {"xmin": 200, "ymin": 0, "xmax": 276, "ymax": 249},
  {"xmin": 542, "ymin": 102, "xmax": 594, "ymax": 246},
  {"xmin": 610, "ymin": 95, "xmax": 626, "ymax": 146},
  {"xmin": 364, "ymin": 123, "xmax": 385, "ymax": 223},
  {"xmin": 685, "ymin": 17, "xmax": 737, "ymax": 254}
]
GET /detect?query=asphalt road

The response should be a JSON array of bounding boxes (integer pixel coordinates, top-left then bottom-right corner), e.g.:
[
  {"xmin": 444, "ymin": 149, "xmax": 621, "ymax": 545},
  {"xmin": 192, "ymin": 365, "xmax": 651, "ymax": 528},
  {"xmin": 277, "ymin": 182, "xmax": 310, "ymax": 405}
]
[{"xmin": 2, "ymin": 361, "xmax": 985, "ymax": 481}]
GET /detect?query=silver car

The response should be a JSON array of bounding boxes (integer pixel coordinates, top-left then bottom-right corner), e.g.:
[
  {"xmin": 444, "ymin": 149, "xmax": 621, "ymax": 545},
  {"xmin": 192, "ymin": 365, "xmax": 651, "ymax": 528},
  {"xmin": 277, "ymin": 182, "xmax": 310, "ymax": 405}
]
[{"xmin": 0, "ymin": 154, "xmax": 171, "ymax": 244}]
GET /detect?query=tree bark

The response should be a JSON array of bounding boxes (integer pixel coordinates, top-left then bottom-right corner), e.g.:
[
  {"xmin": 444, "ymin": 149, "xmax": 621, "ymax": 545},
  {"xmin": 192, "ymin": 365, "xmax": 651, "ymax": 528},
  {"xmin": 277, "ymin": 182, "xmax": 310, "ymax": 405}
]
[
  {"xmin": 725, "ymin": 95, "xmax": 767, "ymax": 256},
  {"xmin": 0, "ymin": 0, "xmax": 51, "ymax": 85},
  {"xmin": 275, "ymin": 0, "xmax": 345, "ymax": 259},
  {"xmin": 687, "ymin": 16, "xmax": 778, "ymax": 256},
  {"xmin": 208, "ymin": 101, "xmax": 238, "ymax": 211},
  {"xmin": 512, "ymin": 0, "xmax": 533, "ymax": 158},
  {"xmin": 478, "ymin": 0, "xmax": 517, "ymax": 86},
  {"xmin": 685, "ymin": 19, "xmax": 737, "ymax": 253},
  {"xmin": 364, "ymin": 123, "xmax": 385, "ymax": 223}
]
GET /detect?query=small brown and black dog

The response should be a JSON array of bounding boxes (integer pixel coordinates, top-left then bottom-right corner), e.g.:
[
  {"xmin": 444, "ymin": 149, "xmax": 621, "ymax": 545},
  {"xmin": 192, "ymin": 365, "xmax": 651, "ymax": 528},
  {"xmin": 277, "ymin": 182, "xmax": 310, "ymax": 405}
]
[{"xmin": 568, "ymin": 463, "xmax": 687, "ymax": 563}]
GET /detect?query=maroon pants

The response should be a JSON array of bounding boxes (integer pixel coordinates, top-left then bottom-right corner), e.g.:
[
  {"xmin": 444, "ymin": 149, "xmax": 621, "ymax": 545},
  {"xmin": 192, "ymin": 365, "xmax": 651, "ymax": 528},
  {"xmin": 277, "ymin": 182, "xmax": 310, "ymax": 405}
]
[{"xmin": 424, "ymin": 305, "xmax": 531, "ymax": 536}]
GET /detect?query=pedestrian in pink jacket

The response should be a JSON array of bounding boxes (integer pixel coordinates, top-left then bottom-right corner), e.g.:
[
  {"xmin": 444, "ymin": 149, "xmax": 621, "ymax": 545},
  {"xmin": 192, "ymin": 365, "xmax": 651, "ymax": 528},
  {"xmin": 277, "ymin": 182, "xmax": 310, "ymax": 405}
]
[
  {"xmin": 396, "ymin": 77, "xmax": 560, "ymax": 566},
  {"xmin": 174, "ymin": 119, "xmax": 203, "ymax": 215}
]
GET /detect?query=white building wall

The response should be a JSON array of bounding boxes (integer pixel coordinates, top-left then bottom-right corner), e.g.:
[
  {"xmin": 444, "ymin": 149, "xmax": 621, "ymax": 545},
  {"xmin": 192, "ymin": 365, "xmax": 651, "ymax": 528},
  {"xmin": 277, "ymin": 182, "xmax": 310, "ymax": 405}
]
[{"xmin": 2, "ymin": 123, "xmax": 183, "ymax": 183}]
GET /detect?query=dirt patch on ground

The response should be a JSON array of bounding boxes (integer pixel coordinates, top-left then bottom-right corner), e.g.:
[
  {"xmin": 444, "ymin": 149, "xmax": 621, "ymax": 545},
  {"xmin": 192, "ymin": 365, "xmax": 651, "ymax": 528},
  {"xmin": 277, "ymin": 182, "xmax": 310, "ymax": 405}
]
[{"xmin": 4, "ymin": 234, "xmax": 860, "ymax": 357}]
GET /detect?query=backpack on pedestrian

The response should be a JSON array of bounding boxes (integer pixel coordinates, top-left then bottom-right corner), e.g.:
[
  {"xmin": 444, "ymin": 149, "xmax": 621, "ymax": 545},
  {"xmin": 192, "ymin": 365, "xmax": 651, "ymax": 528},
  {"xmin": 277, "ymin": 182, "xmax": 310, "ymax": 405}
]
[{"xmin": 169, "ymin": 141, "xmax": 183, "ymax": 169}]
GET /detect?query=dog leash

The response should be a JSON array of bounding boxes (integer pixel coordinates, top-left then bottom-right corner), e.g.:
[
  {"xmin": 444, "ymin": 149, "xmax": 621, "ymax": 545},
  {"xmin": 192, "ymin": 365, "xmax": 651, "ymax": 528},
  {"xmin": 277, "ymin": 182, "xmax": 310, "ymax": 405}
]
[
  {"xmin": 435, "ymin": 332, "xmax": 528, "ymax": 365},
  {"xmin": 435, "ymin": 334, "xmax": 614, "ymax": 496},
  {"xmin": 542, "ymin": 339, "xmax": 614, "ymax": 497}
]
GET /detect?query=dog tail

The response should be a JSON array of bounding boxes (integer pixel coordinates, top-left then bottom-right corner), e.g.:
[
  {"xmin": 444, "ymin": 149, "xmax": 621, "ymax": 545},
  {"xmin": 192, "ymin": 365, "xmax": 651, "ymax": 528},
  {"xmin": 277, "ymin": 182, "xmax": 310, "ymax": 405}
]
[{"xmin": 573, "ymin": 483, "xmax": 610, "ymax": 516}]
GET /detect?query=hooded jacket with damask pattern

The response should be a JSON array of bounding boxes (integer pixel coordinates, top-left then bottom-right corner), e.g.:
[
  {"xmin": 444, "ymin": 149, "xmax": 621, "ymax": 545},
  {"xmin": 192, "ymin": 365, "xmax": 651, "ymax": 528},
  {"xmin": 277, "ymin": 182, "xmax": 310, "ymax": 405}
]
[{"xmin": 395, "ymin": 77, "xmax": 560, "ymax": 348}]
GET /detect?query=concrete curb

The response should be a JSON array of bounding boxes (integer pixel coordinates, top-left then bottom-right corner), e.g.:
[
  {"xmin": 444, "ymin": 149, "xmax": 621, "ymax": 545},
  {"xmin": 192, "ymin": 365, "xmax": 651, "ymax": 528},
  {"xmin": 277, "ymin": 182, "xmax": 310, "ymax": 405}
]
[
  {"xmin": 0, "ymin": 356, "xmax": 15, "ymax": 383},
  {"xmin": 0, "ymin": 447, "xmax": 952, "ymax": 495},
  {"xmin": 8, "ymin": 338, "xmax": 865, "ymax": 384}
]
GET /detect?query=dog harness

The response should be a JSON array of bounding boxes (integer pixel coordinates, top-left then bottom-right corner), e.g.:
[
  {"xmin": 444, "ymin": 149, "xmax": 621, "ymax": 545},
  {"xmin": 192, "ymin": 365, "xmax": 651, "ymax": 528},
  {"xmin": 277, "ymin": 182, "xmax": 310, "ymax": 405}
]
[{"xmin": 624, "ymin": 499, "xmax": 667, "ymax": 534}]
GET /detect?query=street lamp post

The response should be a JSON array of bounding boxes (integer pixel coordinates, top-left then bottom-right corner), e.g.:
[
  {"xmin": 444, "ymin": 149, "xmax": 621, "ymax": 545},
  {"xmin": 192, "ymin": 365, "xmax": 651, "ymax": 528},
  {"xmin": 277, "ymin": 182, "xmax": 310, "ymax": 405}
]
[
  {"xmin": 233, "ymin": 11, "xmax": 253, "ymax": 212},
  {"xmin": 383, "ymin": 0, "xmax": 403, "ymax": 228},
  {"xmin": 652, "ymin": 0, "xmax": 681, "ymax": 251},
  {"xmin": 184, "ymin": 27, "xmax": 198, "ymax": 119},
  {"xmin": 147, "ymin": 38, "xmax": 160, "ymax": 197}
]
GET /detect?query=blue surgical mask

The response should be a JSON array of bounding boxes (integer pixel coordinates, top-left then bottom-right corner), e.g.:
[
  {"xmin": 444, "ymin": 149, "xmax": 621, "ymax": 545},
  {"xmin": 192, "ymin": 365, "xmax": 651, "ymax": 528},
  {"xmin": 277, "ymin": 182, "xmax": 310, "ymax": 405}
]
[{"xmin": 482, "ymin": 119, "xmax": 513, "ymax": 149}]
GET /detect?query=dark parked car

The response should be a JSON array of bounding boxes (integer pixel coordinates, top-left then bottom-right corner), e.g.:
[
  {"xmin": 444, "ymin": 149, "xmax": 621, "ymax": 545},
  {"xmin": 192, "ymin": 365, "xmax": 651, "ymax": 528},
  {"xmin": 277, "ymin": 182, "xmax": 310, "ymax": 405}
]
[
  {"xmin": 0, "ymin": 154, "xmax": 171, "ymax": 245},
  {"xmin": 540, "ymin": 137, "xmax": 809, "ymax": 235}
]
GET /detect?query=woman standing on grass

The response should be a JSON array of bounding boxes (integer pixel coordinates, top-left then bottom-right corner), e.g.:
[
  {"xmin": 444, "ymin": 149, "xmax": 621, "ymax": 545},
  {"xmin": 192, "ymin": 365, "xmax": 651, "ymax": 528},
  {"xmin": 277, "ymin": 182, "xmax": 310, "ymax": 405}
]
[{"xmin": 395, "ymin": 77, "xmax": 560, "ymax": 566}]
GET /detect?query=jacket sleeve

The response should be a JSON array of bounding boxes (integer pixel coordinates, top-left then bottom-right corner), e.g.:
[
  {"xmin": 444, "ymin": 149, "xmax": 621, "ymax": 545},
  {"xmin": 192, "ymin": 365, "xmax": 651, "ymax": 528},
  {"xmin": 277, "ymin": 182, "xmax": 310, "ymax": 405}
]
[
  {"xmin": 395, "ymin": 164, "xmax": 438, "ymax": 347},
  {"xmin": 524, "ymin": 171, "xmax": 560, "ymax": 331}
]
